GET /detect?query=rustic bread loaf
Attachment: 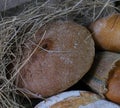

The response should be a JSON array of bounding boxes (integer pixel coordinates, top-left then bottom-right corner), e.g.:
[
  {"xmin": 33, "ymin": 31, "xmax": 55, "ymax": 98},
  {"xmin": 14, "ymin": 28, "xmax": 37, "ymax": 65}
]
[
  {"xmin": 83, "ymin": 51, "xmax": 120, "ymax": 104},
  {"xmin": 16, "ymin": 21, "xmax": 95, "ymax": 98},
  {"xmin": 35, "ymin": 91, "xmax": 120, "ymax": 108}
]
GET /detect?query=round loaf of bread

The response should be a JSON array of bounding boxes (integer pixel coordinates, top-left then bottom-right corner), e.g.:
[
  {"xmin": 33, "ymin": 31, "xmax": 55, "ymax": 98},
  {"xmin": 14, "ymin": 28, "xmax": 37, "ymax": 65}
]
[{"xmin": 16, "ymin": 21, "xmax": 95, "ymax": 98}]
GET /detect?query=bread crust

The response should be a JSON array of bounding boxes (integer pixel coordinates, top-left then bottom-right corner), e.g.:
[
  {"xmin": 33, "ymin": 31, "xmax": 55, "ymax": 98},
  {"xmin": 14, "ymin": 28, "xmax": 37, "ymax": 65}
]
[{"xmin": 16, "ymin": 21, "xmax": 95, "ymax": 98}]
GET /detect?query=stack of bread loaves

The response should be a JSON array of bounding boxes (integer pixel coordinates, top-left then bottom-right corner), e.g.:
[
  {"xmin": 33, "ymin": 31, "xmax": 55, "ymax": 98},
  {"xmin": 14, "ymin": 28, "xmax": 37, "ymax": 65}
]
[
  {"xmin": 14, "ymin": 14, "xmax": 120, "ymax": 107},
  {"xmin": 82, "ymin": 14, "xmax": 120, "ymax": 105},
  {"xmin": 35, "ymin": 14, "xmax": 120, "ymax": 107},
  {"xmin": 1, "ymin": 0, "xmax": 120, "ymax": 107}
]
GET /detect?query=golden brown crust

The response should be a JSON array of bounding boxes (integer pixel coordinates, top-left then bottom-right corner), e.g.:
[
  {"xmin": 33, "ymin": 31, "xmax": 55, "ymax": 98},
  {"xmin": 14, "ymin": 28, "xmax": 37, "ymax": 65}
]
[
  {"xmin": 106, "ymin": 61, "xmax": 120, "ymax": 104},
  {"xmin": 89, "ymin": 14, "xmax": 120, "ymax": 52},
  {"xmin": 82, "ymin": 51, "xmax": 120, "ymax": 97},
  {"xmin": 16, "ymin": 21, "xmax": 95, "ymax": 98}
]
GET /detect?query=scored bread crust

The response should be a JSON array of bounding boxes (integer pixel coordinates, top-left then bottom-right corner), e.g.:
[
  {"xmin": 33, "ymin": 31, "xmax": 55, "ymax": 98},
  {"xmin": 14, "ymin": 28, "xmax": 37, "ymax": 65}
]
[
  {"xmin": 35, "ymin": 91, "xmax": 100, "ymax": 108},
  {"xmin": 83, "ymin": 51, "xmax": 120, "ymax": 104},
  {"xmin": 35, "ymin": 91, "xmax": 120, "ymax": 108}
]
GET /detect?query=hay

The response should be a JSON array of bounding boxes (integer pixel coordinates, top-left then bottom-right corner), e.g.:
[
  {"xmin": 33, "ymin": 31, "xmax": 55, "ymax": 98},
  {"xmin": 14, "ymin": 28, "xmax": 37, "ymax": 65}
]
[{"xmin": 0, "ymin": 0, "xmax": 119, "ymax": 107}]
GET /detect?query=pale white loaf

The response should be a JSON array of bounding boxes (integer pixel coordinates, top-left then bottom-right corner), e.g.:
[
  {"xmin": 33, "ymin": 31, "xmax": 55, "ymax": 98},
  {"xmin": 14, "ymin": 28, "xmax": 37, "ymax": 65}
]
[{"xmin": 35, "ymin": 91, "xmax": 120, "ymax": 108}]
